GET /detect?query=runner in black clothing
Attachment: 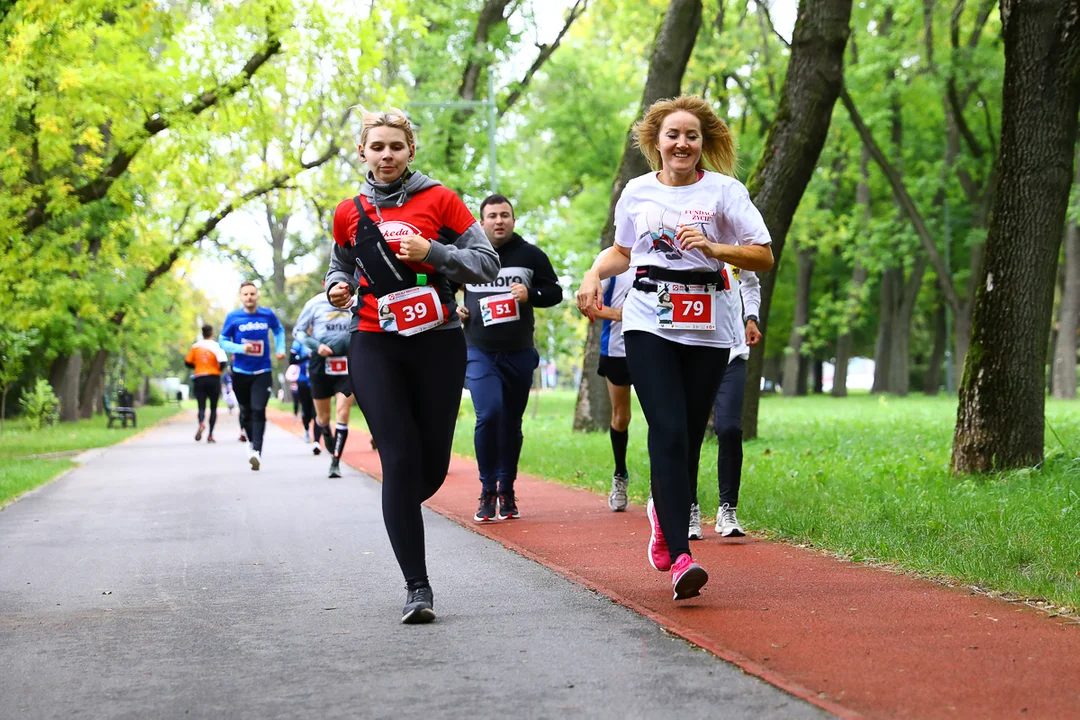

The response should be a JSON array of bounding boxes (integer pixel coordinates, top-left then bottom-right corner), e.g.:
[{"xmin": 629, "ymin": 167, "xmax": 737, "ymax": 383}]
[
  {"xmin": 456, "ymin": 195, "xmax": 563, "ymax": 522},
  {"xmin": 185, "ymin": 324, "xmax": 228, "ymax": 443},
  {"xmin": 325, "ymin": 109, "xmax": 498, "ymax": 624}
]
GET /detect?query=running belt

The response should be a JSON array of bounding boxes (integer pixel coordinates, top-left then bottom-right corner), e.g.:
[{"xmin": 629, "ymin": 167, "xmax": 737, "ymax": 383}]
[
  {"xmin": 632, "ymin": 266, "xmax": 730, "ymax": 292},
  {"xmin": 350, "ymin": 197, "xmax": 456, "ymax": 310}
]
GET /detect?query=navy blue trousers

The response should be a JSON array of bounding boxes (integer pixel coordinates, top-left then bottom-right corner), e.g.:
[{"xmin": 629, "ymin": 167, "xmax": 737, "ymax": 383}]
[{"xmin": 466, "ymin": 347, "xmax": 539, "ymax": 493}]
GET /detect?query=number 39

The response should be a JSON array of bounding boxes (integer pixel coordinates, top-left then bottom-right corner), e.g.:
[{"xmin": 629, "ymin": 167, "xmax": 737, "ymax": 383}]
[
  {"xmin": 402, "ymin": 302, "xmax": 429, "ymax": 323},
  {"xmin": 681, "ymin": 300, "xmax": 705, "ymax": 316}
]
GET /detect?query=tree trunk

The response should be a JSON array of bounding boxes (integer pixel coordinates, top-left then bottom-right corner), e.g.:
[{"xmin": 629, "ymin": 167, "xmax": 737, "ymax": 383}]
[
  {"xmin": 1, "ymin": 388, "xmax": 8, "ymax": 435},
  {"xmin": 742, "ymin": 0, "xmax": 854, "ymax": 439},
  {"xmin": 888, "ymin": 256, "xmax": 928, "ymax": 396},
  {"xmin": 833, "ymin": 147, "xmax": 872, "ymax": 398},
  {"xmin": 812, "ymin": 358, "xmax": 824, "ymax": 394},
  {"xmin": 1051, "ymin": 146, "xmax": 1080, "ymax": 399},
  {"xmin": 925, "ymin": 301, "xmax": 947, "ymax": 396},
  {"xmin": 872, "ymin": 267, "xmax": 899, "ymax": 393},
  {"xmin": 78, "ymin": 349, "xmax": 109, "ymax": 419},
  {"xmin": 782, "ymin": 245, "xmax": 814, "ymax": 396},
  {"xmin": 266, "ymin": 201, "xmax": 290, "ymax": 302},
  {"xmin": 573, "ymin": 0, "xmax": 703, "ymax": 432},
  {"xmin": 49, "ymin": 352, "xmax": 82, "ymax": 422},
  {"xmin": 952, "ymin": 0, "xmax": 1080, "ymax": 473}
]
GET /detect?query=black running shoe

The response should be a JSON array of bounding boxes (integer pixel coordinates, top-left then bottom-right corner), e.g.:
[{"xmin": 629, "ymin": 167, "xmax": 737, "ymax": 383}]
[
  {"xmin": 474, "ymin": 490, "xmax": 497, "ymax": 523},
  {"xmin": 497, "ymin": 492, "xmax": 520, "ymax": 520},
  {"xmin": 328, "ymin": 456, "xmax": 341, "ymax": 478},
  {"xmin": 401, "ymin": 585, "xmax": 435, "ymax": 624}
]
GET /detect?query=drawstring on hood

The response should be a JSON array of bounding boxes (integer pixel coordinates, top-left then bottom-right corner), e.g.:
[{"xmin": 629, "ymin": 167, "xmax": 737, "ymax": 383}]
[{"xmin": 361, "ymin": 170, "xmax": 442, "ymax": 222}]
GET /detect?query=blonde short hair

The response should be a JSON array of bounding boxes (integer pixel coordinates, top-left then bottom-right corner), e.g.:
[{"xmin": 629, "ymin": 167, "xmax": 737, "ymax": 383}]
[
  {"xmin": 632, "ymin": 95, "xmax": 736, "ymax": 176},
  {"xmin": 359, "ymin": 107, "xmax": 416, "ymax": 150}
]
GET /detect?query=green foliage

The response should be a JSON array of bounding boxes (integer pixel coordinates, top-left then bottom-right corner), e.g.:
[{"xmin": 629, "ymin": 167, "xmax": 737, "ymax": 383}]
[
  {"xmin": 19, "ymin": 378, "xmax": 59, "ymax": 429},
  {"xmin": 145, "ymin": 384, "xmax": 166, "ymax": 407}
]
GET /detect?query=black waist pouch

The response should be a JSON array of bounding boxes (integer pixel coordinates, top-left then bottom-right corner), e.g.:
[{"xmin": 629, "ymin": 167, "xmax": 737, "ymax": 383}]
[{"xmin": 352, "ymin": 197, "xmax": 417, "ymax": 295}]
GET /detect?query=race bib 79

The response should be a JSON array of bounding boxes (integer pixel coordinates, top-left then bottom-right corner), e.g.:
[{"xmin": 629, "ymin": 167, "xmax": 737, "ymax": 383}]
[{"xmin": 655, "ymin": 282, "xmax": 716, "ymax": 331}]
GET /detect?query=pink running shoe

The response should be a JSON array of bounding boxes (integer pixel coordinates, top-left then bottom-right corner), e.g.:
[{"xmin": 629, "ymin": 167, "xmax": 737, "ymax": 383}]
[
  {"xmin": 647, "ymin": 497, "xmax": 672, "ymax": 571},
  {"xmin": 671, "ymin": 554, "xmax": 708, "ymax": 600}
]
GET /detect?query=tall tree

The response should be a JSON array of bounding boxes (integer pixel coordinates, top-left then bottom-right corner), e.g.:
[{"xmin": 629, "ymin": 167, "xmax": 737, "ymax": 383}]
[
  {"xmin": 952, "ymin": 0, "xmax": 1080, "ymax": 472},
  {"xmin": 742, "ymin": 0, "xmax": 855, "ymax": 439},
  {"xmin": 572, "ymin": 0, "xmax": 704, "ymax": 431}
]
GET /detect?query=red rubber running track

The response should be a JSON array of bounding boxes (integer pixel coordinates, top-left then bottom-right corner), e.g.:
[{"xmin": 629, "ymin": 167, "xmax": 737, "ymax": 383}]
[{"xmin": 270, "ymin": 410, "xmax": 1080, "ymax": 718}]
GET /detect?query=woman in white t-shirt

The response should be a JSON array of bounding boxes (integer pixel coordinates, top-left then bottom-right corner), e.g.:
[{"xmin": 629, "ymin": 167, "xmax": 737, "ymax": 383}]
[{"xmin": 576, "ymin": 95, "xmax": 773, "ymax": 601}]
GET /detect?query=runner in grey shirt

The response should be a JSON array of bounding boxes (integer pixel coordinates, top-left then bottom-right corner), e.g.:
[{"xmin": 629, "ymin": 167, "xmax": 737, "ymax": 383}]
[{"xmin": 294, "ymin": 291, "xmax": 361, "ymax": 477}]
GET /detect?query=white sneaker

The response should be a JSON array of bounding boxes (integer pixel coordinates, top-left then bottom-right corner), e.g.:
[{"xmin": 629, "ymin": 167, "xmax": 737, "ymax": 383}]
[
  {"xmin": 303, "ymin": 429, "xmax": 311, "ymax": 444},
  {"xmin": 608, "ymin": 473, "xmax": 628, "ymax": 512},
  {"xmin": 688, "ymin": 503, "xmax": 703, "ymax": 540},
  {"xmin": 715, "ymin": 503, "xmax": 745, "ymax": 537},
  {"xmin": 248, "ymin": 449, "xmax": 261, "ymax": 471}
]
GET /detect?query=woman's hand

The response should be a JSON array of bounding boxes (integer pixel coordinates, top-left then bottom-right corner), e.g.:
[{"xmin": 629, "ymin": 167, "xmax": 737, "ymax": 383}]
[
  {"xmin": 396, "ymin": 235, "xmax": 432, "ymax": 262},
  {"xmin": 318, "ymin": 344, "xmax": 334, "ymax": 357},
  {"xmin": 676, "ymin": 225, "xmax": 716, "ymax": 258},
  {"xmin": 576, "ymin": 270, "xmax": 604, "ymax": 320},
  {"xmin": 328, "ymin": 282, "xmax": 352, "ymax": 308}
]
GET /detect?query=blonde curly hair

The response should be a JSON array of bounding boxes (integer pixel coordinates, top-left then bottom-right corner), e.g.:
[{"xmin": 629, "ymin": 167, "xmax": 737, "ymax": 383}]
[
  {"xmin": 632, "ymin": 95, "xmax": 736, "ymax": 176},
  {"xmin": 359, "ymin": 107, "xmax": 416, "ymax": 151}
]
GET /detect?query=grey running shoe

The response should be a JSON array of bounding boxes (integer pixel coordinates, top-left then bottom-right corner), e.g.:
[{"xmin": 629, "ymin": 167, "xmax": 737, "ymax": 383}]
[
  {"xmin": 402, "ymin": 585, "xmax": 435, "ymax": 624},
  {"xmin": 715, "ymin": 503, "xmax": 745, "ymax": 537},
  {"xmin": 608, "ymin": 473, "xmax": 629, "ymax": 512},
  {"xmin": 303, "ymin": 429, "xmax": 311, "ymax": 444},
  {"xmin": 328, "ymin": 456, "xmax": 341, "ymax": 478},
  {"xmin": 688, "ymin": 503, "xmax": 703, "ymax": 540}
]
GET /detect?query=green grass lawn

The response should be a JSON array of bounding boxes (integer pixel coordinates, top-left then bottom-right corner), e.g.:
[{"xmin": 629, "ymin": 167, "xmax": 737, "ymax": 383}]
[
  {"xmin": 0, "ymin": 404, "xmax": 184, "ymax": 506},
  {"xmin": 450, "ymin": 390, "xmax": 1080, "ymax": 612}
]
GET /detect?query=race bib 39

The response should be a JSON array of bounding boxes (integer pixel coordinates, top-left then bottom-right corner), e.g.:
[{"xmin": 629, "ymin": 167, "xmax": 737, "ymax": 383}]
[{"xmin": 377, "ymin": 286, "xmax": 446, "ymax": 337}]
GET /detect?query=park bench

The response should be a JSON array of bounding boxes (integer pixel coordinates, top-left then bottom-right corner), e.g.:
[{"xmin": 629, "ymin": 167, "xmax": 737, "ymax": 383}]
[{"xmin": 104, "ymin": 391, "xmax": 137, "ymax": 429}]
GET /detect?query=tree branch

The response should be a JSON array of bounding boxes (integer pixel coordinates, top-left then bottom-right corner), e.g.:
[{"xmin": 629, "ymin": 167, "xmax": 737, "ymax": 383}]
[
  {"xmin": 839, "ymin": 85, "xmax": 963, "ymax": 311},
  {"xmin": 25, "ymin": 35, "xmax": 283, "ymax": 235},
  {"xmin": 109, "ymin": 143, "xmax": 340, "ymax": 326},
  {"xmin": 459, "ymin": 0, "xmax": 512, "ymax": 102},
  {"xmin": 499, "ymin": 0, "xmax": 587, "ymax": 117}
]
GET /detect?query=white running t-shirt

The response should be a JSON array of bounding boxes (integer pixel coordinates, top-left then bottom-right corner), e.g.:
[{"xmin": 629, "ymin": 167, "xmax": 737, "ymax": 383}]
[{"xmin": 613, "ymin": 171, "xmax": 772, "ymax": 348}]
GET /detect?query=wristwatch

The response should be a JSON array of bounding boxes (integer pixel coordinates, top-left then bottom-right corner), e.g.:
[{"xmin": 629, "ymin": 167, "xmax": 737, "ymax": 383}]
[{"xmin": 745, "ymin": 314, "xmax": 759, "ymax": 325}]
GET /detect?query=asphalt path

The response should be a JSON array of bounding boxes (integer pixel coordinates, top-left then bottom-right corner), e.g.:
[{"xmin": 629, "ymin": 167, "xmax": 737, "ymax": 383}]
[{"xmin": 0, "ymin": 412, "xmax": 825, "ymax": 719}]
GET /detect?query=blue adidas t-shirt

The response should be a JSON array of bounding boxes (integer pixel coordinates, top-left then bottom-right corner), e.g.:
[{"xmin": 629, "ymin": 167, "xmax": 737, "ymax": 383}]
[{"xmin": 220, "ymin": 307, "xmax": 283, "ymax": 375}]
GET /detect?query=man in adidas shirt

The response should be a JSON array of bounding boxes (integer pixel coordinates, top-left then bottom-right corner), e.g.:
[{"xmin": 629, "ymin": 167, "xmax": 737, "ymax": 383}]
[
  {"xmin": 219, "ymin": 281, "xmax": 286, "ymax": 471},
  {"xmin": 457, "ymin": 195, "xmax": 563, "ymax": 522}
]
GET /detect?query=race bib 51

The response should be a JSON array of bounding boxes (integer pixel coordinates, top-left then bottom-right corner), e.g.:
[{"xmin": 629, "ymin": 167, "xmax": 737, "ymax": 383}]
[
  {"xmin": 479, "ymin": 293, "xmax": 520, "ymax": 327},
  {"xmin": 377, "ymin": 285, "xmax": 446, "ymax": 337},
  {"xmin": 655, "ymin": 282, "xmax": 716, "ymax": 331}
]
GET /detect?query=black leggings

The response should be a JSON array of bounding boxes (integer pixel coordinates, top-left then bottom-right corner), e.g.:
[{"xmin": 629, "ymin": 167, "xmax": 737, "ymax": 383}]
[
  {"xmin": 348, "ymin": 329, "xmax": 466, "ymax": 588},
  {"xmin": 624, "ymin": 331, "xmax": 728, "ymax": 562},
  {"xmin": 233, "ymin": 372, "xmax": 272, "ymax": 452},
  {"xmin": 295, "ymin": 381, "xmax": 315, "ymax": 431},
  {"xmin": 193, "ymin": 375, "xmax": 221, "ymax": 435}
]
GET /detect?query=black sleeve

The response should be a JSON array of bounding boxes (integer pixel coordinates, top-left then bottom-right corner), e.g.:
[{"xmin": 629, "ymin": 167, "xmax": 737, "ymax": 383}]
[{"xmin": 528, "ymin": 246, "xmax": 563, "ymax": 308}]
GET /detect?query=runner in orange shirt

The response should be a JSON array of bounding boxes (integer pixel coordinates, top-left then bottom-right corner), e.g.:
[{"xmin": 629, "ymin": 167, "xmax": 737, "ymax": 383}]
[{"xmin": 185, "ymin": 324, "xmax": 229, "ymax": 443}]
